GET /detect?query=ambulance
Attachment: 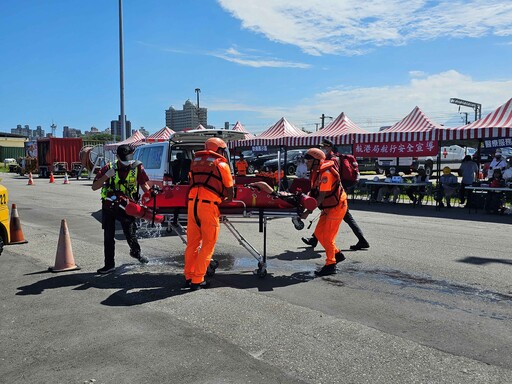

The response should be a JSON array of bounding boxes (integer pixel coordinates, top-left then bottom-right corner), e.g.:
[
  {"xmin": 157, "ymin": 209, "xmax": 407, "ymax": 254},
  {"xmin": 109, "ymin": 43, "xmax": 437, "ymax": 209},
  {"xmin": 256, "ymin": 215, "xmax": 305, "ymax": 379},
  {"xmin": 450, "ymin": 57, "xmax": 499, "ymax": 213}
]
[{"xmin": 133, "ymin": 129, "xmax": 245, "ymax": 186}]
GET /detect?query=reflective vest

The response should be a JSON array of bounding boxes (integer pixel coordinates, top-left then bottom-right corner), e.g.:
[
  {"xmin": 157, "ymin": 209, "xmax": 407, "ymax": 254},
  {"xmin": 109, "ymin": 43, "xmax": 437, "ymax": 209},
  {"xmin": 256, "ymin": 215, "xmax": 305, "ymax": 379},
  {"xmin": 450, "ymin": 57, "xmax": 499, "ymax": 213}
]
[
  {"xmin": 310, "ymin": 160, "xmax": 342, "ymax": 209},
  {"xmin": 100, "ymin": 162, "xmax": 139, "ymax": 201},
  {"xmin": 190, "ymin": 150, "xmax": 227, "ymax": 198}
]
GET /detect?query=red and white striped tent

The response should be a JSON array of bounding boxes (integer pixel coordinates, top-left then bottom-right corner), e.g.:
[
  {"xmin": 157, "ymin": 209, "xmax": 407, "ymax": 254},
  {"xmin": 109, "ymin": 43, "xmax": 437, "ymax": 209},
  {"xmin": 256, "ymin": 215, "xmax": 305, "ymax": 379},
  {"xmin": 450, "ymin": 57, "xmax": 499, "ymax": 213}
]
[
  {"xmin": 232, "ymin": 121, "xmax": 255, "ymax": 140},
  {"xmin": 297, "ymin": 112, "xmax": 368, "ymax": 147},
  {"xmin": 437, "ymin": 98, "xmax": 512, "ymax": 141},
  {"xmin": 144, "ymin": 126, "xmax": 174, "ymax": 142},
  {"xmin": 104, "ymin": 130, "xmax": 146, "ymax": 151},
  {"xmin": 354, "ymin": 106, "xmax": 441, "ymax": 143},
  {"xmin": 237, "ymin": 117, "xmax": 308, "ymax": 147},
  {"xmin": 353, "ymin": 107, "xmax": 441, "ymax": 157}
]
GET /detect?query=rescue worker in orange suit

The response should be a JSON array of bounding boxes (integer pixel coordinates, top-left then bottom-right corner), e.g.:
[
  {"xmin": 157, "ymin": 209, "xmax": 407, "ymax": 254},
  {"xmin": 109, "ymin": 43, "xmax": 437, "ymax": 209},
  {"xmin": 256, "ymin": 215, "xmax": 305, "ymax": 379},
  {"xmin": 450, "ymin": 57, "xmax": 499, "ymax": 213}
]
[
  {"xmin": 235, "ymin": 153, "xmax": 249, "ymax": 176},
  {"xmin": 184, "ymin": 138, "xmax": 234, "ymax": 290},
  {"xmin": 302, "ymin": 139, "xmax": 369, "ymax": 251},
  {"xmin": 92, "ymin": 144, "xmax": 152, "ymax": 274},
  {"xmin": 301, "ymin": 148, "xmax": 348, "ymax": 276}
]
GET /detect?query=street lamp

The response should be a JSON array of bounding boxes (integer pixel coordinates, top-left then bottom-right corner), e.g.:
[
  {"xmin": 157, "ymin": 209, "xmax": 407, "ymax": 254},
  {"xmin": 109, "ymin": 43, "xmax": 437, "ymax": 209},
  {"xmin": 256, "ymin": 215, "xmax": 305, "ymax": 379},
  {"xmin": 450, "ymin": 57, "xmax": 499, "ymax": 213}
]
[{"xmin": 195, "ymin": 88, "xmax": 201, "ymax": 109}]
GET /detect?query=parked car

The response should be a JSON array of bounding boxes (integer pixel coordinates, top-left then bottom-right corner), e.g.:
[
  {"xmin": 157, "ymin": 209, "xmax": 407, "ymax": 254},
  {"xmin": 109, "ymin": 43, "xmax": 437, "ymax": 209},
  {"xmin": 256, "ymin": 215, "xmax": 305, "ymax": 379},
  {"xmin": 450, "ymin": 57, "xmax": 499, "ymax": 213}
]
[
  {"xmin": 244, "ymin": 151, "xmax": 279, "ymax": 174},
  {"xmin": 356, "ymin": 157, "xmax": 380, "ymax": 173},
  {"xmin": 262, "ymin": 149, "xmax": 305, "ymax": 175}
]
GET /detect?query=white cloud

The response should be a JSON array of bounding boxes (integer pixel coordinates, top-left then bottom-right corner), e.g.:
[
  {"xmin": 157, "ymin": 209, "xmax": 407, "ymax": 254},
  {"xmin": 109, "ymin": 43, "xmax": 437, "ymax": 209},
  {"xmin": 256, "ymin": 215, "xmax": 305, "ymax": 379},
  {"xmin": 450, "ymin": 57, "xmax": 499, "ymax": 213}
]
[
  {"xmin": 210, "ymin": 47, "xmax": 311, "ymax": 68},
  {"xmin": 218, "ymin": 0, "xmax": 512, "ymax": 55},
  {"xmin": 208, "ymin": 70, "xmax": 512, "ymax": 133}
]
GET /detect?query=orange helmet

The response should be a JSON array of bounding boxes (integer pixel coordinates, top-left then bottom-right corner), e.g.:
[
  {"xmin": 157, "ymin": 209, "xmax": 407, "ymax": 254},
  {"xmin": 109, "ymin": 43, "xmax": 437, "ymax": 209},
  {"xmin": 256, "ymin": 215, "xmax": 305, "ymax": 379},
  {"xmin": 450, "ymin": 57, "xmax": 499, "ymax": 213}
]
[
  {"xmin": 304, "ymin": 148, "xmax": 326, "ymax": 161},
  {"xmin": 205, "ymin": 137, "xmax": 227, "ymax": 152}
]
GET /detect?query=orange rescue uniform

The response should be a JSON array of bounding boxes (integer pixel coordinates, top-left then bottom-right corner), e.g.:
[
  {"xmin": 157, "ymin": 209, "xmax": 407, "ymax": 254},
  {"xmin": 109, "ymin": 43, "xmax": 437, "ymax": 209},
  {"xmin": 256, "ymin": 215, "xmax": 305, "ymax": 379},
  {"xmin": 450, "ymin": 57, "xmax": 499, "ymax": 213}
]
[
  {"xmin": 184, "ymin": 152, "xmax": 234, "ymax": 284},
  {"xmin": 312, "ymin": 165, "xmax": 348, "ymax": 266},
  {"xmin": 236, "ymin": 159, "xmax": 248, "ymax": 176}
]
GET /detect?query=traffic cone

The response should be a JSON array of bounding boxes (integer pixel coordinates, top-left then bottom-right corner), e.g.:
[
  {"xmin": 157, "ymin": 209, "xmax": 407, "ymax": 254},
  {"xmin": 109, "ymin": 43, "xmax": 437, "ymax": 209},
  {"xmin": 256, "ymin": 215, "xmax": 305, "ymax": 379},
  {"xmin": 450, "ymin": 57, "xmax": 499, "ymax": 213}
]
[
  {"xmin": 27, "ymin": 172, "xmax": 34, "ymax": 186},
  {"xmin": 48, "ymin": 219, "xmax": 80, "ymax": 273},
  {"xmin": 49, "ymin": 172, "xmax": 55, "ymax": 183},
  {"xmin": 63, "ymin": 173, "xmax": 70, "ymax": 184},
  {"xmin": 9, "ymin": 203, "xmax": 28, "ymax": 244}
]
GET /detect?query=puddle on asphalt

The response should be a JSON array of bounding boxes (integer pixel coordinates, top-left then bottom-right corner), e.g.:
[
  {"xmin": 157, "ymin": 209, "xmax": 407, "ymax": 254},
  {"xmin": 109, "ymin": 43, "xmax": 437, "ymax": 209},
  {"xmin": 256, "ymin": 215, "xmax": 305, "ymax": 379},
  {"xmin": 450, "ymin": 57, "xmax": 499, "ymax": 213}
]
[{"xmin": 342, "ymin": 266, "xmax": 512, "ymax": 304}]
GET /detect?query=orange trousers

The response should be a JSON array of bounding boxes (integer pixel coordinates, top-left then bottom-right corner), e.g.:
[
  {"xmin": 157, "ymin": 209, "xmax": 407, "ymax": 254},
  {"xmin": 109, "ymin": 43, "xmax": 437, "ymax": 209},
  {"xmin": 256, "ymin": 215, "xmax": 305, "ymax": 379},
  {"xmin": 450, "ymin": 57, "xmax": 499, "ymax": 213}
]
[
  {"xmin": 184, "ymin": 199, "xmax": 221, "ymax": 284},
  {"xmin": 313, "ymin": 195, "xmax": 348, "ymax": 266}
]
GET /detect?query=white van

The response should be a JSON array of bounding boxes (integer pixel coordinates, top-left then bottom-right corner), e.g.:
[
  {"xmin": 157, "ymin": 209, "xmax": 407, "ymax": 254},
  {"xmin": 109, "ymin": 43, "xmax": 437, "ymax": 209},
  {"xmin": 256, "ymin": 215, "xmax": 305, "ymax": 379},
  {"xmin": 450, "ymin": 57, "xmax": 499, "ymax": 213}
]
[
  {"xmin": 133, "ymin": 129, "xmax": 245, "ymax": 186},
  {"xmin": 377, "ymin": 145, "xmax": 476, "ymax": 176}
]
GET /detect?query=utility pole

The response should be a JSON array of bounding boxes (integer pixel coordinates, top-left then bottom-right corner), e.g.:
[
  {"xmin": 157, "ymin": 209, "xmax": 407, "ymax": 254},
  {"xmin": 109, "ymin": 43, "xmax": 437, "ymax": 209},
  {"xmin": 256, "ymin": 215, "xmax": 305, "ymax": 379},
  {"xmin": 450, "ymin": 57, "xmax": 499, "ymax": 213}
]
[
  {"xmin": 118, "ymin": 0, "xmax": 126, "ymax": 141},
  {"xmin": 320, "ymin": 114, "xmax": 333, "ymax": 129}
]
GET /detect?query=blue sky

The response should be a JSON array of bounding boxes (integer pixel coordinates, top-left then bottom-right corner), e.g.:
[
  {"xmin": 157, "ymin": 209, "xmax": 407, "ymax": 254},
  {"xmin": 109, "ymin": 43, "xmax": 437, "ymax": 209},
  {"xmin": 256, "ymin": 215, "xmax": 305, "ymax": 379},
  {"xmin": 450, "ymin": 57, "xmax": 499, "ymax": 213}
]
[{"xmin": 1, "ymin": 0, "xmax": 511, "ymax": 137}]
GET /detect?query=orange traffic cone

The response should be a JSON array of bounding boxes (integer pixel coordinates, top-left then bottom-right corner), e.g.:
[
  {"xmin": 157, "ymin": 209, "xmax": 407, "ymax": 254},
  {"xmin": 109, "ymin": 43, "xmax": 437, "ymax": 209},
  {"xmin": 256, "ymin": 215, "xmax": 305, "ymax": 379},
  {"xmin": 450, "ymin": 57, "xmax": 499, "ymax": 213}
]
[
  {"xmin": 27, "ymin": 172, "xmax": 34, "ymax": 186},
  {"xmin": 49, "ymin": 172, "xmax": 55, "ymax": 183},
  {"xmin": 48, "ymin": 219, "xmax": 80, "ymax": 273},
  {"xmin": 63, "ymin": 173, "xmax": 70, "ymax": 184},
  {"xmin": 9, "ymin": 203, "xmax": 28, "ymax": 244}
]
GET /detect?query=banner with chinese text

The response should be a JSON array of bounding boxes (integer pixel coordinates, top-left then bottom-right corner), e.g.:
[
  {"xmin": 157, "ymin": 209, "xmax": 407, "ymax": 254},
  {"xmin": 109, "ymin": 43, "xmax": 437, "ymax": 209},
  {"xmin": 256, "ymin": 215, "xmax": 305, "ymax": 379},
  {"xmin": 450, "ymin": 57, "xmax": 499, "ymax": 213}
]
[{"xmin": 353, "ymin": 140, "xmax": 438, "ymax": 157}]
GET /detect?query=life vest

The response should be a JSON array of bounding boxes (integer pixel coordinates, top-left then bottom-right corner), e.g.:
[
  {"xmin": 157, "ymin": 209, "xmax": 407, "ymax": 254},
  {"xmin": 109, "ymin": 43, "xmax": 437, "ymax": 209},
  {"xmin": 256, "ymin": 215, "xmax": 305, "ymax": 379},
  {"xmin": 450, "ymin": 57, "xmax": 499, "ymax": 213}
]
[
  {"xmin": 310, "ymin": 160, "xmax": 342, "ymax": 209},
  {"xmin": 190, "ymin": 150, "xmax": 228, "ymax": 198},
  {"xmin": 101, "ymin": 162, "xmax": 139, "ymax": 201}
]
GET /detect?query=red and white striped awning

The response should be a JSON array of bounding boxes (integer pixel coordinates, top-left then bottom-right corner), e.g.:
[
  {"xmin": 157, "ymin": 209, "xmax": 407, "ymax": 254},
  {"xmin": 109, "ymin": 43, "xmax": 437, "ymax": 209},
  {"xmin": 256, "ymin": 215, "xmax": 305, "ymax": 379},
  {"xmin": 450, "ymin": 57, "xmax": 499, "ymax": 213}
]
[
  {"xmin": 437, "ymin": 98, "xmax": 512, "ymax": 141},
  {"xmin": 232, "ymin": 121, "xmax": 255, "ymax": 140},
  {"xmin": 104, "ymin": 130, "xmax": 146, "ymax": 151},
  {"xmin": 144, "ymin": 126, "xmax": 174, "ymax": 142},
  {"xmin": 236, "ymin": 117, "xmax": 308, "ymax": 147},
  {"xmin": 296, "ymin": 112, "xmax": 368, "ymax": 147},
  {"xmin": 354, "ymin": 106, "xmax": 441, "ymax": 143}
]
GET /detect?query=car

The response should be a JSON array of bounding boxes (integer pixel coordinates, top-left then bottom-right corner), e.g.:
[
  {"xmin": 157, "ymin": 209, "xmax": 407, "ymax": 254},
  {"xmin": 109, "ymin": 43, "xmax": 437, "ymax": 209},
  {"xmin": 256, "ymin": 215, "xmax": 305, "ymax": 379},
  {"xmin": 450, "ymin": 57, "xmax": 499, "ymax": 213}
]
[
  {"xmin": 244, "ymin": 151, "xmax": 279, "ymax": 174},
  {"xmin": 262, "ymin": 149, "xmax": 306, "ymax": 175}
]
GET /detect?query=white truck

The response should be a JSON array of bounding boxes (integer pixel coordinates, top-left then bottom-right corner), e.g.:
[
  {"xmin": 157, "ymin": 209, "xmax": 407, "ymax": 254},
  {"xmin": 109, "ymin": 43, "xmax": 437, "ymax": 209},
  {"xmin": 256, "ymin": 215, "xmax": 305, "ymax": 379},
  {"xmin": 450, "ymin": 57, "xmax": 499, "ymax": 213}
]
[{"xmin": 377, "ymin": 145, "xmax": 476, "ymax": 176}]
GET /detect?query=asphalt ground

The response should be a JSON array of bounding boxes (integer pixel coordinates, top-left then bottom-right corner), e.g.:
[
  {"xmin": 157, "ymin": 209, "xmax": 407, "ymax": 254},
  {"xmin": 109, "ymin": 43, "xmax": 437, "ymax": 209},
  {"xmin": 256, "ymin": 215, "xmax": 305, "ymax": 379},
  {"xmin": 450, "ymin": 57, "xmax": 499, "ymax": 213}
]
[{"xmin": 1, "ymin": 172, "xmax": 511, "ymax": 384}]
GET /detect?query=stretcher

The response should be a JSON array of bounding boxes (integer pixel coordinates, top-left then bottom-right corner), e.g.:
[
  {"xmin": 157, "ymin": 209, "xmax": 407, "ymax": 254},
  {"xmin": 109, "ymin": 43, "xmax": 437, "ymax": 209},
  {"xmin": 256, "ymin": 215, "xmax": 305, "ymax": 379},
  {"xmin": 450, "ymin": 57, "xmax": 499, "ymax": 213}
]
[{"xmin": 135, "ymin": 182, "xmax": 317, "ymax": 277}]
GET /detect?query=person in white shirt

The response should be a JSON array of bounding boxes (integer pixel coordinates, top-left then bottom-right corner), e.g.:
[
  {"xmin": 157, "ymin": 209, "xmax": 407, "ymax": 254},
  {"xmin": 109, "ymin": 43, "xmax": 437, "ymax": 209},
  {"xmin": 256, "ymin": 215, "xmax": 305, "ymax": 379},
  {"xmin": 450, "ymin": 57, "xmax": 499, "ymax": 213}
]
[
  {"xmin": 487, "ymin": 149, "xmax": 507, "ymax": 179},
  {"xmin": 295, "ymin": 155, "xmax": 308, "ymax": 178},
  {"xmin": 377, "ymin": 167, "xmax": 402, "ymax": 203},
  {"xmin": 502, "ymin": 161, "xmax": 512, "ymax": 181}
]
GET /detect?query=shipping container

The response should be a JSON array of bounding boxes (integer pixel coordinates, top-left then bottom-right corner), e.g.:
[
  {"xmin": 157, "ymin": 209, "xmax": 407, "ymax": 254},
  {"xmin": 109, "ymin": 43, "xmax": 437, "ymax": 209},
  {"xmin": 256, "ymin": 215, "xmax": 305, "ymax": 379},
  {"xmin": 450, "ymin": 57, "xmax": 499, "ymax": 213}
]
[{"xmin": 37, "ymin": 138, "xmax": 83, "ymax": 177}]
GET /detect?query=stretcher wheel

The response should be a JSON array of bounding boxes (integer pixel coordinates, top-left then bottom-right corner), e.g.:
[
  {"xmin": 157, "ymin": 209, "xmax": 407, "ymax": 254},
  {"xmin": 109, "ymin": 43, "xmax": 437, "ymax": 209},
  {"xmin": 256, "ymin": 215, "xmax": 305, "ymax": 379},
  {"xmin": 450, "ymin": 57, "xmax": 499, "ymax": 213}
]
[
  {"xmin": 257, "ymin": 268, "xmax": 267, "ymax": 278},
  {"xmin": 255, "ymin": 261, "xmax": 267, "ymax": 278}
]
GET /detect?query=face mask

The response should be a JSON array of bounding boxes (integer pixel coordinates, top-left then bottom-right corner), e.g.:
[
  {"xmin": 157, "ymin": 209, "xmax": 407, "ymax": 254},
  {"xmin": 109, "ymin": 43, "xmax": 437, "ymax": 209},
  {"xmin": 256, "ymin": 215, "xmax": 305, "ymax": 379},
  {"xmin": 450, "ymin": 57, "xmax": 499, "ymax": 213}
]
[{"xmin": 120, "ymin": 159, "xmax": 136, "ymax": 167}]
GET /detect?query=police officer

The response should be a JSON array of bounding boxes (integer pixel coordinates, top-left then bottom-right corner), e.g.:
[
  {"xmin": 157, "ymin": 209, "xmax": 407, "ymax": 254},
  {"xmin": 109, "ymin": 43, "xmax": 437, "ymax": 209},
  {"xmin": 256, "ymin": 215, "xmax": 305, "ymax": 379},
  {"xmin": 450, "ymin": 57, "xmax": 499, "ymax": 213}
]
[
  {"xmin": 301, "ymin": 148, "xmax": 348, "ymax": 276},
  {"xmin": 184, "ymin": 138, "xmax": 234, "ymax": 290},
  {"xmin": 92, "ymin": 144, "xmax": 151, "ymax": 274}
]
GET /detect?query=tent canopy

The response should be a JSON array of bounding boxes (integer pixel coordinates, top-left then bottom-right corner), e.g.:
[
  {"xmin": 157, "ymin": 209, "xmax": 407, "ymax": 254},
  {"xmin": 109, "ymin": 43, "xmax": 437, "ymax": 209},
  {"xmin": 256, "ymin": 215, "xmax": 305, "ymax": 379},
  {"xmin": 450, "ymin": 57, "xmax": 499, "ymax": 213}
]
[
  {"xmin": 437, "ymin": 98, "xmax": 512, "ymax": 141},
  {"xmin": 236, "ymin": 117, "xmax": 307, "ymax": 147},
  {"xmin": 104, "ymin": 130, "xmax": 146, "ymax": 151},
  {"xmin": 145, "ymin": 126, "xmax": 174, "ymax": 142},
  {"xmin": 354, "ymin": 106, "xmax": 441, "ymax": 144},
  {"xmin": 298, "ymin": 112, "xmax": 368, "ymax": 147},
  {"xmin": 232, "ymin": 121, "xmax": 255, "ymax": 140}
]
